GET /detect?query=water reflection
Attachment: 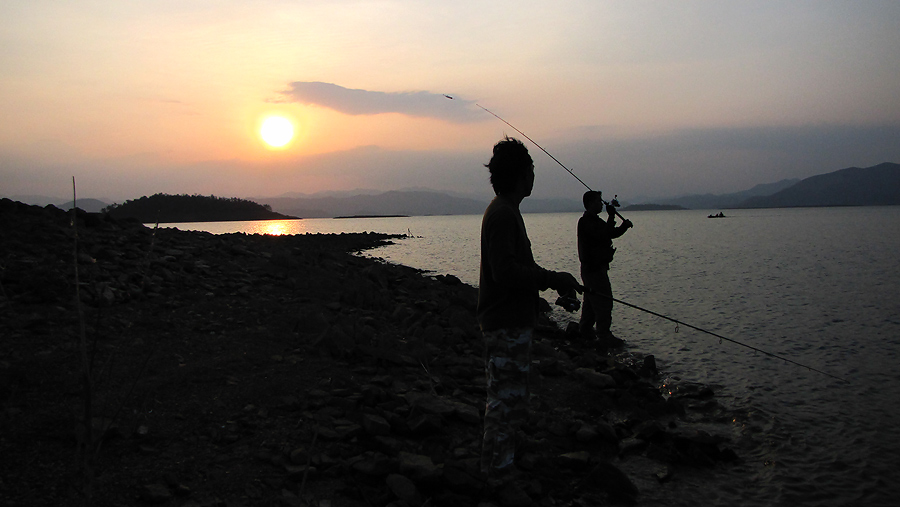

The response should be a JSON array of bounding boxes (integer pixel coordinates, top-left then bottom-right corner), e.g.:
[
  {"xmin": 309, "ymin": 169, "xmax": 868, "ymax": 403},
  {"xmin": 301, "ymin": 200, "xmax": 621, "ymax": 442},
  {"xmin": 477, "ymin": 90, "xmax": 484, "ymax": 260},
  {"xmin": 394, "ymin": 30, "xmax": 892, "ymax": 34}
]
[{"xmin": 250, "ymin": 220, "xmax": 306, "ymax": 236}]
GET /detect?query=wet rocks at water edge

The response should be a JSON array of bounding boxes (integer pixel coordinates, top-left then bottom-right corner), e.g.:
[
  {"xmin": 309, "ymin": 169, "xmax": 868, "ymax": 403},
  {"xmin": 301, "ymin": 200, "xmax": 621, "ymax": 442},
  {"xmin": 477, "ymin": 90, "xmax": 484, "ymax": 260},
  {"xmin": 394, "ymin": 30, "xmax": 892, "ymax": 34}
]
[{"xmin": 0, "ymin": 199, "xmax": 739, "ymax": 506}]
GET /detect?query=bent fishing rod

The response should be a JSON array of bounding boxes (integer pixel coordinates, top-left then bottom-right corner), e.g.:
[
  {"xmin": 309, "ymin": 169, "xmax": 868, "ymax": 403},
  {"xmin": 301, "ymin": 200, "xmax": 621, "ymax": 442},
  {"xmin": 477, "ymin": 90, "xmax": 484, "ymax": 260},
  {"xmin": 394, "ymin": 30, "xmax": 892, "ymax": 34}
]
[
  {"xmin": 447, "ymin": 95, "xmax": 846, "ymax": 383},
  {"xmin": 444, "ymin": 95, "xmax": 628, "ymax": 222},
  {"xmin": 577, "ymin": 286, "xmax": 849, "ymax": 384}
]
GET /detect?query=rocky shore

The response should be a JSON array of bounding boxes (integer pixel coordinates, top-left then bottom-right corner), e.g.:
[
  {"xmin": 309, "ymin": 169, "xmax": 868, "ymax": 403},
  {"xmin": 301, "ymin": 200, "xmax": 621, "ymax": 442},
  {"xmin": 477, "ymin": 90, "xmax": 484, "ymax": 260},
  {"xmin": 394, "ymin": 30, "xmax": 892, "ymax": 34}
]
[{"xmin": 0, "ymin": 199, "xmax": 736, "ymax": 507}]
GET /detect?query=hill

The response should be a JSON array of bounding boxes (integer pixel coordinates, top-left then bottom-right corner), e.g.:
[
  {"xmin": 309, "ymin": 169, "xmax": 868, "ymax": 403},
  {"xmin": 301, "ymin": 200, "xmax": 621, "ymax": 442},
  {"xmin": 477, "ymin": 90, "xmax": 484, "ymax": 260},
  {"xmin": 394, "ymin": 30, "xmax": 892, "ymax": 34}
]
[
  {"xmin": 103, "ymin": 193, "xmax": 297, "ymax": 223},
  {"xmin": 621, "ymin": 204, "xmax": 687, "ymax": 211},
  {"xmin": 60, "ymin": 198, "xmax": 109, "ymax": 213},
  {"xmin": 652, "ymin": 179, "xmax": 800, "ymax": 210},
  {"xmin": 263, "ymin": 190, "xmax": 486, "ymax": 218},
  {"xmin": 261, "ymin": 190, "xmax": 583, "ymax": 218},
  {"xmin": 738, "ymin": 162, "xmax": 900, "ymax": 208}
]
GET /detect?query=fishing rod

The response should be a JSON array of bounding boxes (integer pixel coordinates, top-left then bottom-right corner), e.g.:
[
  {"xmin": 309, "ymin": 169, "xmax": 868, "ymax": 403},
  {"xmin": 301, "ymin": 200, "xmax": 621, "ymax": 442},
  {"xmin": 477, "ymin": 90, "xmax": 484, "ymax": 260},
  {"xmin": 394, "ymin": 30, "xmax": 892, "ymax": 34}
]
[
  {"xmin": 576, "ymin": 286, "xmax": 850, "ymax": 384},
  {"xmin": 447, "ymin": 96, "xmax": 845, "ymax": 382},
  {"xmin": 444, "ymin": 95, "xmax": 628, "ymax": 222}
]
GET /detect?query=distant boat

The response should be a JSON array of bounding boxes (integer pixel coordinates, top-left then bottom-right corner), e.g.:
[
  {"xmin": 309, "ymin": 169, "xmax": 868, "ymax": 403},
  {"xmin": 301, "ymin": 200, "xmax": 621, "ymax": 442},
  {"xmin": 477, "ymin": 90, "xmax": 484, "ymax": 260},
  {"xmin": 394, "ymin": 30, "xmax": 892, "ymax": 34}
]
[{"xmin": 707, "ymin": 212, "xmax": 726, "ymax": 218}]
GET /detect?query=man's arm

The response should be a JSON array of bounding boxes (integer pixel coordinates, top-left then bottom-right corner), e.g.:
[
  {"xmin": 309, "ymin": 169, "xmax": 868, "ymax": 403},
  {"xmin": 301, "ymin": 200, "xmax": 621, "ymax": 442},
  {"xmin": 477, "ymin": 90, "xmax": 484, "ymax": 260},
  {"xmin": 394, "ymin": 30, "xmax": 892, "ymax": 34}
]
[
  {"xmin": 606, "ymin": 205, "xmax": 632, "ymax": 239},
  {"xmin": 487, "ymin": 210, "xmax": 579, "ymax": 292}
]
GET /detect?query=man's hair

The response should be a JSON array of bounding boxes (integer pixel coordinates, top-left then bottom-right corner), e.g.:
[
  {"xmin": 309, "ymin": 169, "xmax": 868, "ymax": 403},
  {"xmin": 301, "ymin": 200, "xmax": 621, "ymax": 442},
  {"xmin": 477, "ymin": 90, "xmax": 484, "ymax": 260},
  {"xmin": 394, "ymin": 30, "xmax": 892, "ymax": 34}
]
[
  {"xmin": 583, "ymin": 190, "xmax": 603, "ymax": 210},
  {"xmin": 485, "ymin": 137, "xmax": 533, "ymax": 194}
]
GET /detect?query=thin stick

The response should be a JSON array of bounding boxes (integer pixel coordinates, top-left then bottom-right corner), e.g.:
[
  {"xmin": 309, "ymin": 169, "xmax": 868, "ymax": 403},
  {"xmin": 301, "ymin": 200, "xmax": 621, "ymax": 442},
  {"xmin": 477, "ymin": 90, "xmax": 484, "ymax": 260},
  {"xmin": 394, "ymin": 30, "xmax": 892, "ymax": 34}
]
[{"xmin": 73, "ymin": 177, "xmax": 95, "ymax": 503}]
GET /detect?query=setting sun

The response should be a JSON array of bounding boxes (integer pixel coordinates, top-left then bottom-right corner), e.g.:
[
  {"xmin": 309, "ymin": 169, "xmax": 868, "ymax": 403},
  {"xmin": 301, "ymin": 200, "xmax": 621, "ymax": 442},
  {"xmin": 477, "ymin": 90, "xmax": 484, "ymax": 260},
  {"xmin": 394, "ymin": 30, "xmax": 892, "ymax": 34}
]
[{"xmin": 260, "ymin": 116, "xmax": 295, "ymax": 148}]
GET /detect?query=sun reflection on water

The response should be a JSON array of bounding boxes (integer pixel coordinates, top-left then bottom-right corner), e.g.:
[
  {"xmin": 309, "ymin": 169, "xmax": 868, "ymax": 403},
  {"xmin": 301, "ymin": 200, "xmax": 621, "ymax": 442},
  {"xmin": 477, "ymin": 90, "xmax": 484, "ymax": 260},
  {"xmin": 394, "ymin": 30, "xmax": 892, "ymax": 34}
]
[{"xmin": 247, "ymin": 220, "xmax": 308, "ymax": 236}]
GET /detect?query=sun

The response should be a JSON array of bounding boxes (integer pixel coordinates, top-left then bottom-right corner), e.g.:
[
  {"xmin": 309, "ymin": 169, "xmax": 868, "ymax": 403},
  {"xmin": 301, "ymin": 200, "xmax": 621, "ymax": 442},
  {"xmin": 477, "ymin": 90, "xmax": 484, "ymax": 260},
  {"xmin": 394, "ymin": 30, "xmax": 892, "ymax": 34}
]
[{"xmin": 260, "ymin": 116, "xmax": 295, "ymax": 148}]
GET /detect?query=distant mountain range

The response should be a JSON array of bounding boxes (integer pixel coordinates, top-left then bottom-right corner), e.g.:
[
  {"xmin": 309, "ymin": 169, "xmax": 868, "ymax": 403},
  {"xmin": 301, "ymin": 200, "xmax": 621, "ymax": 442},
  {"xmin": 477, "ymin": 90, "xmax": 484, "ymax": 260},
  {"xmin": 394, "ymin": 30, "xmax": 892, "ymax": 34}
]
[
  {"xmin": 5, "ymin": 162, "xmax": 897, "ymax": 217},
  {"xmin": 263, "ymin": 191, "xmax": 486, "ymax": 218},
  {"xmin": 650, "ymin": 179, "xmax": 800, "ymax": 210},
  {"xmin": 261, "ymin": 191, "xmax": 585, "ymax": 218},
  {"xmin": 59, "ymin": 198, "xmax": 109, "ymax": 213},
  {"xmin": 737, "ymin": 162, "xmax": 900, "ymax": 208},
  {"xmin": 260, "ymin": 162, "xmax": 897, "ymax": 216},
  {"xmin": 2, "ymin": 196, "xmax": 110, "ymax": 213}
]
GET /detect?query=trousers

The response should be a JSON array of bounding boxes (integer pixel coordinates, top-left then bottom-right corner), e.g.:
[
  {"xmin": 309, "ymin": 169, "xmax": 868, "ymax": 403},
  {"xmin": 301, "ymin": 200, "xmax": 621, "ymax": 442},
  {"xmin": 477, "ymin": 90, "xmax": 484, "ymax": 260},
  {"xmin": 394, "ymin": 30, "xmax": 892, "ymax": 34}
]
[
  {"xmin": 481, "ymin": 327, "xmax": 532, "ymax": 475},
  {"xmin": 580, "ymin": 269, "xmax": 613, "ymax": 337}
]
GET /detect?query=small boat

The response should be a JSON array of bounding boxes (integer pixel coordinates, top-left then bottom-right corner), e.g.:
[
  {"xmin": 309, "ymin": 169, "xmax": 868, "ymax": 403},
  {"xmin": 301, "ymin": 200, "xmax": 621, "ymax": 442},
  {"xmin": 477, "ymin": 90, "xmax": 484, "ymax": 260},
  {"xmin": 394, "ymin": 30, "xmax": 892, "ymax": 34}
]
[{"xmin": 707, "ymin": 212, "xmax": 726, "ymax": 218}]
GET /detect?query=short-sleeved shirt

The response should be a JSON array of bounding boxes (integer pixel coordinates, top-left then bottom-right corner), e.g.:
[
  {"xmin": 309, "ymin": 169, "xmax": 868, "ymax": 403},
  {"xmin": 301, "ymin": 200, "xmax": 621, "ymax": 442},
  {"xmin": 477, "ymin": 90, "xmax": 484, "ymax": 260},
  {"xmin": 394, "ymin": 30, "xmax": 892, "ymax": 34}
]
[{"xmin": 477, "ymin": 195, "xmax": 554, "ymax": 331}]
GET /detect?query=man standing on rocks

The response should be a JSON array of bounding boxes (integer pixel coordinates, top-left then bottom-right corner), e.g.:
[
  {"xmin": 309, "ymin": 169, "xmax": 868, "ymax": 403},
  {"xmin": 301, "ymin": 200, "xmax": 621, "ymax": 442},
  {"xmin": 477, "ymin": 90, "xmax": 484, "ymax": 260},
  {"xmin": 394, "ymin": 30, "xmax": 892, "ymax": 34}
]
[
  {"xmin": 476, "ymin": 136, "xmax": 582, "ymax": 480},
  {"xmin": 577, "ymin": 190, "xmax": 633, "ymax": 351}
]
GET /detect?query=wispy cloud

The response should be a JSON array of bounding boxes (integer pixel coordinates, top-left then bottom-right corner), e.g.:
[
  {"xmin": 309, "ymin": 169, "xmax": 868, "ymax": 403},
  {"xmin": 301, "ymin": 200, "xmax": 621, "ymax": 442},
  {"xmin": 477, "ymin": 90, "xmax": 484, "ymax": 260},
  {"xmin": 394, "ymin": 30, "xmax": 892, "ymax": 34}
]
[{"xmin": 280, "ymin": 82, "xmax": 482, "ymax": 123}]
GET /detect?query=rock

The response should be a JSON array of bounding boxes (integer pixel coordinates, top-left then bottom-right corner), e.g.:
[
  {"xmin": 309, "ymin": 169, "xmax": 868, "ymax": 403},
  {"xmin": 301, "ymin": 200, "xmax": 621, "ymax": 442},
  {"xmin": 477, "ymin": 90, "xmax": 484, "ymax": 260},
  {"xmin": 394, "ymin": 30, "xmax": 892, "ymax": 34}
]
[
  {"xmin": 350, "ymin": 451, "xmax": 395, "ymax": 476},
  {"xmin": 441, "ymin": 463, "xmax": 484, "ymax": 491},
  {"xmin": 141, "ymin": 484, "xmax": 173, "ymax": 504},
  {"xmin": 575, "ymin": 423, "xmax": 599, "ymax": 443},
  {"xmin": 361, "ymin": 413, "xmax": 392, "ymax": 436},
  {"xmin": 385, "ymin": 474, "xmax": 423, "ymax": 505},
  {"xmin": 620, "ymin": 437, "xmax": 647, "ymax": 456},
  {"xmin": 284, "ymin": 464, "xmax": 317, "ymax": 482},
  {"xmin": 640, "ymin": 355, "xmax": 658, "ymax": 377},
  {"xmin": 579, "ymin": 461, "xmax": 639, "ymax": 502},
  {"xmin": 451, "ymin": 400, "xmax": 482, "ymax": 425},
  {"xmin": 407, "ymin": 413, "xmax": 443, "ymax": 435},
  {"xmin": 574, "ymin": 368, "xmax": 617, "ymax": 389},
  {"xmin": 594, "ymin": 420, "xmax": 619, "ymax": 443},
  {"xmin": 655, "ymin": 464, "xmax": 676, "ymax": 483},
  {"xmin": 557, "ymin": 451, "xmax": 591, "ymax": 469},
  {"xmin": 531, "ymin": 339, "xmax": 557, "ymax": 357},
  {"xmin": 397, "ymin": 452, "xmax": 441, "ymax": 482},
  {"xmin": 634, "ymin": 420, "xmax": 666, "ymax": 443},
  {"xmin": 496, "ymin": 481, "xmax": 533, "ymax": 507},
  {"xmin": 290, "ymin": 447, "xmax": 310, "ymax": 465}
]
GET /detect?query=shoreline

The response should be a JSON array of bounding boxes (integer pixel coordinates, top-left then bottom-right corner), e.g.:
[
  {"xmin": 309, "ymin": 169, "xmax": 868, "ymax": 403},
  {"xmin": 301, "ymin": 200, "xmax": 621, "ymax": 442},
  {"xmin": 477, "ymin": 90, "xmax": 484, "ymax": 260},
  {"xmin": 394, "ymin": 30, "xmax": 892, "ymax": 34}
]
[{"xmin": 0, "ymin": 199, "xmax": 736, "ymax": 506}]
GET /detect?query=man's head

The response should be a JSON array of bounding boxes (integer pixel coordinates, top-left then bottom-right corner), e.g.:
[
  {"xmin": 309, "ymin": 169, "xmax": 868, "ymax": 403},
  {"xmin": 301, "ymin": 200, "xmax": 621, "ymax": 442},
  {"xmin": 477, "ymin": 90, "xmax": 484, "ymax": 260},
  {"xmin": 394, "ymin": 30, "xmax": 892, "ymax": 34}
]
[
  {"xmin": 485, "ymin": 137, "xmax": 534, "ymax": 196},
  {"xmin": 583, "ymin": 190, "xmax": 603, "ymax": 211}
]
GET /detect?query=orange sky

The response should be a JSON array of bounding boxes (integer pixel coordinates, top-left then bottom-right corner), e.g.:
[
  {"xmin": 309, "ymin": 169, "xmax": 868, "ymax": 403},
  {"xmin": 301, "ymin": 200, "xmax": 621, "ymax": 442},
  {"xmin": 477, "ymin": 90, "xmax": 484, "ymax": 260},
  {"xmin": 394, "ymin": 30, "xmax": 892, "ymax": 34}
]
[{"xmin": 2, "ymin": 1, "xmax": 899, "ymax": 203}]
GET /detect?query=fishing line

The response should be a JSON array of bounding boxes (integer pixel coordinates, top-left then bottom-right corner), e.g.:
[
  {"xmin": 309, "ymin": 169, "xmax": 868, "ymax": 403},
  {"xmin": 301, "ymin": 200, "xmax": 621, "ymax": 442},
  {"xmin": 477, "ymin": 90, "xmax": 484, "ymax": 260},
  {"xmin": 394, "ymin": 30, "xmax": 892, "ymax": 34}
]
[
  {"xmin": 446, "ymin": 95, "xmax": 845, "ymax": 382},
  {"xmin": 581, "ymin": 286, "xmax": 850, "ymax": 383},
  {"xmin": 474, "ymin": 103, "xmax": 594, "ymax": 191},
  {"xmin": 444, "ymin": 95, "xmax": 628, "ymax": 219}
]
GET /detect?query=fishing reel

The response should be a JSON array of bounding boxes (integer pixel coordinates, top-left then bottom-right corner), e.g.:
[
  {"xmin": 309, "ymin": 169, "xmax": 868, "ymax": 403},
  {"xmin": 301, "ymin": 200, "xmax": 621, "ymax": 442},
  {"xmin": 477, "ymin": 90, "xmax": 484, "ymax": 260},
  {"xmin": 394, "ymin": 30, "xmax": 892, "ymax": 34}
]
[
  {"xmin": 609, "ymin": 195, "xmax": 620, "ymax": 208},
  {"xmin": 555, "ymin": 291, "xmax": 581, "ymax": 313}
]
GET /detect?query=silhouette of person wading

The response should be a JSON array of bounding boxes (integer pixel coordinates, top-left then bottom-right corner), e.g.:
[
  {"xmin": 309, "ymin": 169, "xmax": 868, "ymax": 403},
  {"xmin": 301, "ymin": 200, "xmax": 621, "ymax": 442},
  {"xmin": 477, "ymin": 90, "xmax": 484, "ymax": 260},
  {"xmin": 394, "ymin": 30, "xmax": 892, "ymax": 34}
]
[
  {"xmin": 476, "ymin": 137, "xmax": 582, "ymax": 480},
  {"xmin": 578, "ymin": 190, "xmax": 633, "ymax": 351}
]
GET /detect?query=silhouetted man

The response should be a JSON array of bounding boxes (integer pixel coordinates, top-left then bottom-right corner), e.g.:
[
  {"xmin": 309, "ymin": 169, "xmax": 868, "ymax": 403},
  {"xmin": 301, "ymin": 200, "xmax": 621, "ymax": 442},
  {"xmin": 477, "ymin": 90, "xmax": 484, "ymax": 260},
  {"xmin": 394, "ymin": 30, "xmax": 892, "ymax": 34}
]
[
  {"xmin": 477, "ymin": 137, "xmax": 581, "ymax": 480},
  {"xmin": 578, "ymin": 190, "xmax": 632, "ymax": 350}
]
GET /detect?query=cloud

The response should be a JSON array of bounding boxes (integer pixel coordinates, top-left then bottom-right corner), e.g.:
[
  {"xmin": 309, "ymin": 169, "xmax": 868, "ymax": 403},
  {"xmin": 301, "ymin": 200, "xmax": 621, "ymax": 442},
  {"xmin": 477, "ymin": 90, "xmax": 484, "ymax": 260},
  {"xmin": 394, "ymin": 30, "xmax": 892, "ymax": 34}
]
[{"xmin": 280, "ymin": 82, "xmax": 483, "ymax": 123}]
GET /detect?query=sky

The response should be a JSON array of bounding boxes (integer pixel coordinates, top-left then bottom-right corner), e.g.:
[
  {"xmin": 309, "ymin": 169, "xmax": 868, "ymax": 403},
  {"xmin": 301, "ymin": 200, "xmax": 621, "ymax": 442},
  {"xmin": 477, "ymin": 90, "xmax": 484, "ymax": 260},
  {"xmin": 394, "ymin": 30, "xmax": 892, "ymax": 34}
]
[{"xmin": 2, "ymin": 0, "xmax": 899, "ymax": 204}]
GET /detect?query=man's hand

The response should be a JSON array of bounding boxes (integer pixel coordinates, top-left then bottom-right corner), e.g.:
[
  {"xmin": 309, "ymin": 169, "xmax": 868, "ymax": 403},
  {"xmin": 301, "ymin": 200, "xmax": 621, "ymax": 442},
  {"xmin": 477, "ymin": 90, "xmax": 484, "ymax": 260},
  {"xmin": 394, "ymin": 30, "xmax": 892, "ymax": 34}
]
[
  {"xmin": 555, "ymin": 289, "xmax": 581, "ymax": 312},
  {"xmin": 623, "ymin": 219, "xmax": 633, "ymax": 229},
  {"xmin": 549, "ymin": 271, "xmax": 583, "ymax": 293}
]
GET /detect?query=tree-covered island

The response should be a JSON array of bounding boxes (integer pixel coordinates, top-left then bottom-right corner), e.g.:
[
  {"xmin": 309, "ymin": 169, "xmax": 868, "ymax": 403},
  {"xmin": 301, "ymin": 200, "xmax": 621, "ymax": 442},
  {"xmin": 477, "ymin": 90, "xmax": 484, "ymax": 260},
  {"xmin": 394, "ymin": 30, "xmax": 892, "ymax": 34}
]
[{"xmin": 102, "ymin": 193, "xmax": 297, "ymax": 223}]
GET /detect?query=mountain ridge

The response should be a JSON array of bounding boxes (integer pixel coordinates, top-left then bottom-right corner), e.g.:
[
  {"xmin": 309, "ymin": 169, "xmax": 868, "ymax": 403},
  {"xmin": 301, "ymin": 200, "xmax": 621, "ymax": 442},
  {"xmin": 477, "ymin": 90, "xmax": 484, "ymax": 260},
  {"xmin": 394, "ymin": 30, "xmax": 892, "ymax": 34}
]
[
  {"xmin": 650, "ymin": 179, "xmax": 800, "ymax": 210},
  {"xmin": 6, "ymin": 163, "xmax": 897, "ymax": 217},
  {"xmin": 737, "ymin": 162, "xmax": 900, "ymax": 208}
]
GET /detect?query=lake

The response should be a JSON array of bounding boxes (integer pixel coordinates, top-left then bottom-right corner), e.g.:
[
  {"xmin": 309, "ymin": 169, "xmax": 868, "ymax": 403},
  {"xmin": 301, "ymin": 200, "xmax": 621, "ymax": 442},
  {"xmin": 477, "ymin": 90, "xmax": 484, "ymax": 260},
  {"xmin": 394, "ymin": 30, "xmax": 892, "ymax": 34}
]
[{"xmin": 165, "ymin": 206, "xmax": 900, "ymax": 507}]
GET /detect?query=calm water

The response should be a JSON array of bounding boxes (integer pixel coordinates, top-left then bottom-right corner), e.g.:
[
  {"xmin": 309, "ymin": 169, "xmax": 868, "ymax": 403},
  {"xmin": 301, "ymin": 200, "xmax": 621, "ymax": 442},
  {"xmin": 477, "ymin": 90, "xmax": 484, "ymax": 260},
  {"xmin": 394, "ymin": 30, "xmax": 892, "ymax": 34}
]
[{"xmin": 168, "ymin": 207, "xmax": 900, "ymax": 506}]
